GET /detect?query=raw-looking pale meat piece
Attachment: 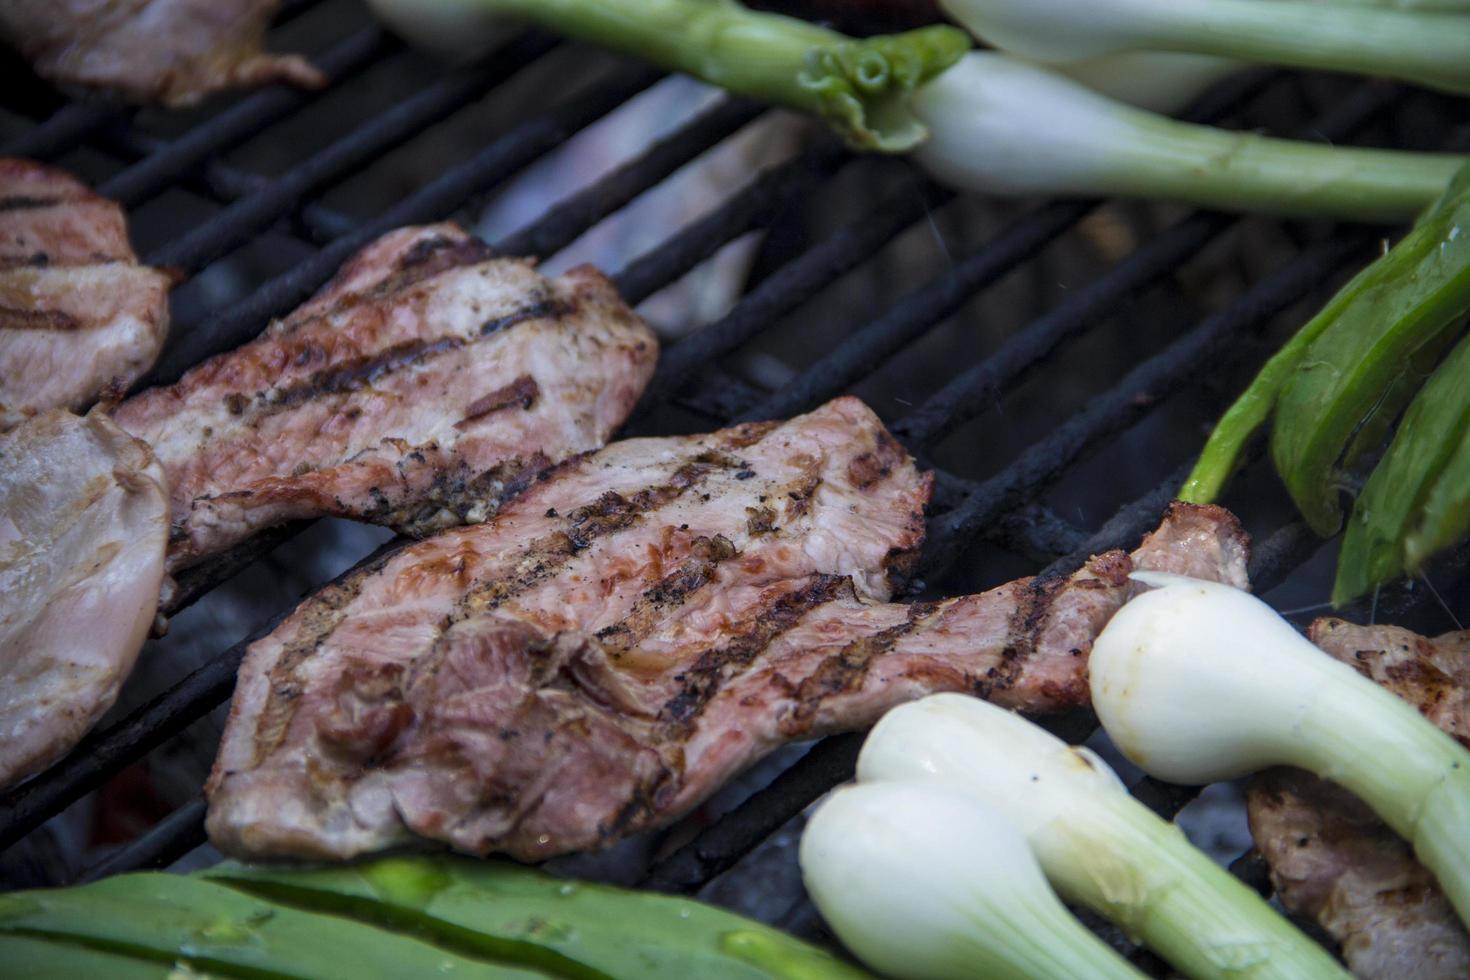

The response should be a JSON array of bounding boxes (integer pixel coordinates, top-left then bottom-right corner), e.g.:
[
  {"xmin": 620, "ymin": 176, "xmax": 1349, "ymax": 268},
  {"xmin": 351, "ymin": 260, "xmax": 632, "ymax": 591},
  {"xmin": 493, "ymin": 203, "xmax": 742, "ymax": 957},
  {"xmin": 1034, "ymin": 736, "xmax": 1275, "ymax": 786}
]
[
  {"xmin": 1248, "ymin": 618, "xmax": 1470, "ymax": 980},
  {"xmin": 0, "ymin": 0, "xmax": 322, "ymax": 107},
  {"xmin": 0, "ymin": 410, "xmax": 169, "ymax": 789},
  {"xmin": 114, "ymin": 222, "xmax": 658, "ymax": 581},
  {"xmin": 0, "ymin": 159, "xmax": 171, "ymax": 432},
  {"xmin": 207, "ymin": 394, "xmax": 1249, "ymax": 863}
]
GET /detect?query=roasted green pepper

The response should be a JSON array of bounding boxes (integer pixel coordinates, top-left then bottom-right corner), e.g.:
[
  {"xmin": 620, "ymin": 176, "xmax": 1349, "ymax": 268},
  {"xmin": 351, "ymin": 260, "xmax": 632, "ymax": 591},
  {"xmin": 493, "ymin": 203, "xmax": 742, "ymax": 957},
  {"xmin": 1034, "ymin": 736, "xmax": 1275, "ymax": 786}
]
[{"xmin": 0, "ymin": 856, "xmax": 870, "ymax": 979}]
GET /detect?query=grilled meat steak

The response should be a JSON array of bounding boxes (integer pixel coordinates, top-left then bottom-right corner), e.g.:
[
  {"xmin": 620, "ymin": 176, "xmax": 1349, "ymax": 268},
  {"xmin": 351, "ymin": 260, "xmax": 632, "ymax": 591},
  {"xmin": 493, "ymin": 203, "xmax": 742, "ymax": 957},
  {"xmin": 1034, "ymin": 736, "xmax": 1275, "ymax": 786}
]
[
  {"xmin": 206, "ymin": 396, "xmax": 1248, "ymax": 862},
  {"xmin": 1, "ymin": 1, "xmax": 322, "ymax": 107},
  {"xmin": 1248, "ymin": 619, "xmax": 1470, "ymax": 979},
  {"xmin": 0, "ymin": 159, "xmax": 170, "ymax": 432},
  {"xmin": 114, "ymin": 223, "xmax": 657, "ymax": 581},
  {"xmin": 0, "ymin": 410, "xmax": 168, "ymax": 790}
]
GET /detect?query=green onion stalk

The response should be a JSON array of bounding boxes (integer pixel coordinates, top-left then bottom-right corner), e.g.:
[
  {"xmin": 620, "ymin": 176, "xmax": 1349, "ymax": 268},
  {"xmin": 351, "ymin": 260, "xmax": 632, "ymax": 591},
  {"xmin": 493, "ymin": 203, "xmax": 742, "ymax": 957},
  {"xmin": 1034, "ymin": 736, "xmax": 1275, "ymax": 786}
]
[
  {"xmin": 375, "ymin": 0, "xmax": 970, "ymax": 152},
  {"xmin": 369, "ymin": 0, "xmax": 1470, "ymax": 222},
  {"xmin": 940, "ymin": 0, "xmax": 1470, "ymax": 96}
]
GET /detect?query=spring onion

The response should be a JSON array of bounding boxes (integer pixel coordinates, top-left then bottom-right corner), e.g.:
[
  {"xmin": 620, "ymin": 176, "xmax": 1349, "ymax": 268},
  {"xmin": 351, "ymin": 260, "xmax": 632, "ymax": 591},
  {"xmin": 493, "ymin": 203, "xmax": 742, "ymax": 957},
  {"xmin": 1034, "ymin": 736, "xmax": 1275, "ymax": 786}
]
[
  {"xmin": 368, "ymin": 0, "xmax": 970, "ymax": 152},
  {"xmin": 939, "ymin": 0, "xmax": 1470, "ymax": 96},
  {"xmin": 1051, "ymin": 52, "xmax": 1241, "ymax": 114},
  {"xmin": 801, "ymin": 780, "xmax": 1144, "ymax": 980},
  {"xmin": 857, "ymin": 693, "xmax": 1349, "ymax": 980},
  {"xmin": 371, "ymin": 0, "xmax": 1469, "ymax": 221},
  {"xmin": 1090, "ymin": 571, "xmax": 1470, "ymax": 930},
  {"xmin": 911, "ymin": 52, "xmax": 1463, "ymax": 221}
]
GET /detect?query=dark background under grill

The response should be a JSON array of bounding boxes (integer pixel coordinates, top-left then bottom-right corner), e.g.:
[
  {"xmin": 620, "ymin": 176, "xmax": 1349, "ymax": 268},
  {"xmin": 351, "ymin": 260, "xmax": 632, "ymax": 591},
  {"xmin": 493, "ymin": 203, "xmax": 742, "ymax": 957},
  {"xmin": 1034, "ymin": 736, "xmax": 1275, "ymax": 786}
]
[{"xmin": 4, "ymin": 0, "xmax": 1470, "ymax": 968}]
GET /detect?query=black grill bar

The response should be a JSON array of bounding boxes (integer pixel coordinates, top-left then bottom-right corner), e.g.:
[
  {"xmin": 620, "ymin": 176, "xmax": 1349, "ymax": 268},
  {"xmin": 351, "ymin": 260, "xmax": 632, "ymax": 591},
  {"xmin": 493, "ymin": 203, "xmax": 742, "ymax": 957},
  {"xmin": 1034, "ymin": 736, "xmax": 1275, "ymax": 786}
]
[
  {"xmin": 495, "ymin": 95, "xmax": 764, "ymax": 259},
  {"xmin": 98, "ymin": 29, "xmax": 397, "ymax": 209},
  {"xmin": 611, "ymin": 143, "xmax": 847, "ymax": 305},
  {"xmin": 708, "ymin": 73, "xmax": 1288, "ymax": 431},
  {"xmin": 642, "ymin": 735, "xmax": 864, "ymax": 894},
  {"xmin": 893, "ymin": 83, "xmax": 1397, "ymax": 452},
  {"xmin": 892, "ymin": 211, "xmax": 1235, "ymax": 450},
  {"xmin": 739, "ymin": 200, "xmax": 1094, "ymax": 423},
  {"xmin": 2, "ymin": 104, "xmax": 120, "ymax": 160},
  {"xmin": 92, "ymin": 126, "xmax": 357, "ymax": 246},
  {"xmin": 74, "ymin": 802, "xmax": 208, "ymax": 885},
  {"xmin": 634, "ymin": 175, "xmax": 951, "ymax": 416},
  {"xmin": 923, "ymin": 236, "xmax": 1368, "ymax": 578},
  {"xmin": 144, "ymin": 33, "xmax": 559, "ymax": 274},
  {"xmin": 146, "ymin": 63, "xmax": 662, "ymax": 386}
]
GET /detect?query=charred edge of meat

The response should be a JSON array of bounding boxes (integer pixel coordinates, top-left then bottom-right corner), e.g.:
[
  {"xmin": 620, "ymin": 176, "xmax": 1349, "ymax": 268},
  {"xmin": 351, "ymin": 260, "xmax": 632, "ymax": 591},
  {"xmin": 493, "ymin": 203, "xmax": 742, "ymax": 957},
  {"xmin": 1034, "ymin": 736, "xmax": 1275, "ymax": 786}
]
[
  {"xmin": 454, "ymin": 375, "xmax": 540, "ymax": 430},
  {"xmin": 781, "ymin": 599, "xmax": 945, "ymax": 736},
  {"xmin": 597, "ymin": 535, "xmax": 741, "ymax": 654},
  {"xmin": 391, "ymin": 452, "xmax": 553, "ymax": 538},
  {"xmin": 723, "ymin": 419, "xmax": 784, "ymax": 450},
  {"xmin": 847, "ymin": 428, "xmax": 908, "ymax": 490},
  {"xmin": 659, "ymin": 574, "xmax": 853, "ymax": 730}
]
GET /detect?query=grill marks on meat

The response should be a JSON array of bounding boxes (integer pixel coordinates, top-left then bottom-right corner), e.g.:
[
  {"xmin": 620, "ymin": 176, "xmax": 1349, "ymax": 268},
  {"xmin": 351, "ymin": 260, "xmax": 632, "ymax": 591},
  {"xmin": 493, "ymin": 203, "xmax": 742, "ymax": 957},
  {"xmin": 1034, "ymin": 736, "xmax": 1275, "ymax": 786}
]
[
  {"xmin": 1, "ymin": 1, "xmax": 322, "ymax": 107},
  {"xmin": 206, "ymin": 400, "xmax": 1249, "ymax": 862},
  {"xmin": 0, "ymin": 160, "xmax": 170, "ymax": 432},
  {"xmin": 1248, "ymin": 620, "xmax": 1470, "ymax": 979},
  {"xmin": 113, "ymin": 223, "xmax": 657, "ymax": 580}
]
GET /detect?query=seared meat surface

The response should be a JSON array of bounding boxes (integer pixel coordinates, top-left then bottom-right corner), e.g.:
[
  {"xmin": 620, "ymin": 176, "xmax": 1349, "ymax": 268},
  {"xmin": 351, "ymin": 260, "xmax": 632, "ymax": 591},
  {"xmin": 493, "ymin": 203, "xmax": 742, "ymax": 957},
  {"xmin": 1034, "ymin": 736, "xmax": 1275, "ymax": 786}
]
[
  {"xmin": 0, "ymin": 410, "xmax": 168, "ymax": 790},
  {"xmin": 114, "ymin": 223, "xmax": 656, "ymax": 581},
  {"xmin": 206, "ymin": 395, "xmax": 1247, "ymax": 862},
  {"xmin": 1, "ymin": 1, "xmax": 322, "ymax": 107},
  {"xmin": 1248, "ymin": 619, "xmax": 1470, "ymax": 979},
  {"xmin": 0, "ymin": 160, "xmax": 170, "ymax": 432}
]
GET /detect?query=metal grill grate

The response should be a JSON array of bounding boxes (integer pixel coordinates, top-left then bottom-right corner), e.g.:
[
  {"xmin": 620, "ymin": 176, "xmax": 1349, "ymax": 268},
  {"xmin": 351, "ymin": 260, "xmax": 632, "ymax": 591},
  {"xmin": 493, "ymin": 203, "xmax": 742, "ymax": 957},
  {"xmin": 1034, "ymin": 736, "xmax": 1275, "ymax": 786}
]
[{"xmin": 4, "ymin": 0, "xmax": 1470, "ymax": 963}]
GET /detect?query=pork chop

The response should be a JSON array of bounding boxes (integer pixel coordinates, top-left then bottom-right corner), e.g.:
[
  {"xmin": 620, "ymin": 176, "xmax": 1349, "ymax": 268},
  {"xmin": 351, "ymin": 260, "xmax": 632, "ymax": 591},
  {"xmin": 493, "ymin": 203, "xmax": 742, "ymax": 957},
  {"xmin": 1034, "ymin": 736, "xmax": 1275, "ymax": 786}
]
[
  {"xmin": 114, "ymin": 223, "xmax": 657, "ymax": 582},
  {"xmin": 1, "ymin": 1, "xmax": 322, "ymax": 107},
  {"xmin": 206, "ymin": 396, "xmax": 1248, "ymax": 862},
  {"xmin": 1248, "ymin": 619, "xmax": 1470, "ymax": 979},
  {"xmin": 0, "ymin": 159, "xmax": 170, "ymax": 432},
  {"xmin": 0, "ymin": 410, "xmax": 169, "ymax": 789}
]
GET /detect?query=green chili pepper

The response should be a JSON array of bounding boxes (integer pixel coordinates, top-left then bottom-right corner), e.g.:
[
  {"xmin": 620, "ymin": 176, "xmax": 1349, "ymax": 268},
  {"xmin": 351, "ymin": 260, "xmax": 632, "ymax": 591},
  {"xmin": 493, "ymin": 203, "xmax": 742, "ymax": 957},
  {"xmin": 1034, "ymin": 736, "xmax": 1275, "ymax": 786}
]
[
  {"xmin": 1269, "ymin": 166, "xmax": 1470, "ymax": 536},
  {"xmin": 1335, "ymin": 329, "xmax": 1470, "ymax": 603},
  {"xmin": 204, "ymin": 857, "xmax": 867, "ymax": 980},
  {"xmin": 0, "ymin": 857, "xmax": 871, "ymax": 979},
  {"xmin": 1181, "ymin": 163, "xmax": 1470, "ymax": 530}
]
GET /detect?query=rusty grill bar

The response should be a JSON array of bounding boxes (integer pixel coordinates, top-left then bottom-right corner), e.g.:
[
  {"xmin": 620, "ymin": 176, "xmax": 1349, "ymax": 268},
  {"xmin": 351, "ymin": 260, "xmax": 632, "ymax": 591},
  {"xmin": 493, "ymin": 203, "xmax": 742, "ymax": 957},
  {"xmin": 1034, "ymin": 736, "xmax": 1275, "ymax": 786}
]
[{"xmin": 3, "ymin": 0, "xmax": 1469, "ymax": 963}]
